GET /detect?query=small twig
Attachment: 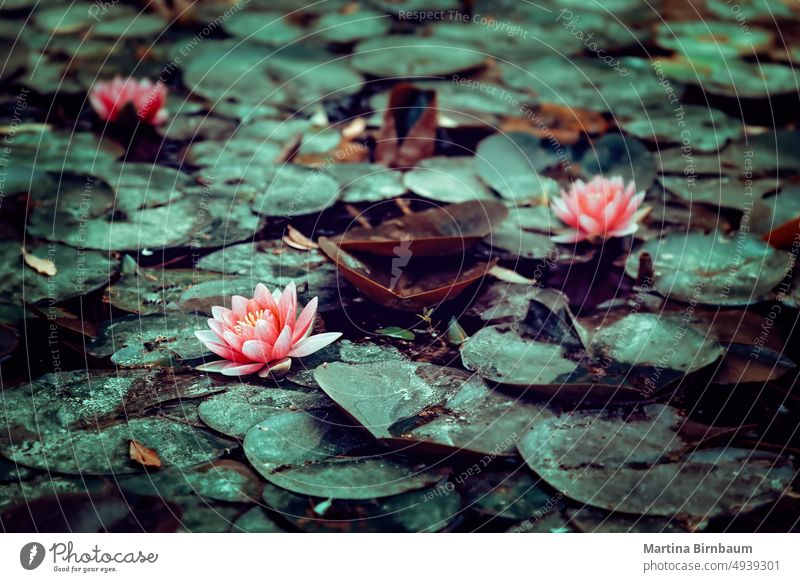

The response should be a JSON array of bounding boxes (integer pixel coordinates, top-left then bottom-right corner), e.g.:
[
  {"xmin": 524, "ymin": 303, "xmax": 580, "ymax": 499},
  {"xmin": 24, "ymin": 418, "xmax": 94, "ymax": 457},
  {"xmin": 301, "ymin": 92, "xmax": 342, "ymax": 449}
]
[
  {"xmin": 345, "ymin": 204, "xmax": 372, "ymax": 229},
  {"xmin": 395, "ymin": 198, "xmax": 413, "ymax": 216}
]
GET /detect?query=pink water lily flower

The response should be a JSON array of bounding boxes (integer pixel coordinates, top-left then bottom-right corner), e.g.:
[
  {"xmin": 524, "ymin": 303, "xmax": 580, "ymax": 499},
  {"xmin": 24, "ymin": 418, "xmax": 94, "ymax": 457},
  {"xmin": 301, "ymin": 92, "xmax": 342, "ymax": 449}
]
[
  {"xmin": 89, "ymin": 76, "xmax": 168, "ymax": 125},
  {"xmin": 551, "ymin": 176, "xmax": 645, "ymax": 243},
  {"xmin": 195, "ymin": 282, "xmax": 342, "ymax": 378}
]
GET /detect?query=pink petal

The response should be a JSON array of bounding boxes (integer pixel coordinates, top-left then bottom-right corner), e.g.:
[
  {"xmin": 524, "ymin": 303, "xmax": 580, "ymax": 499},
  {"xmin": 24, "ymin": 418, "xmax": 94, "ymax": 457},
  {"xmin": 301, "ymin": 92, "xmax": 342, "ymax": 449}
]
[
  {"xmin": 551, "ymin": 230, "xmax": 586, "ymax": 243},
  {"xmin": 207, "ymin": 318, "xmax": 227, "ymax": 339},
  {"xmin": 271, "ymin": 326, "xmax": 294, "ymax": 360},
  {"xmin": 231, "ymin": 295, "xmax": 248, "ymax": 317},
  {"xmin": 254, "ymin": 283, "xmax": 279, "ymax": 313},
  {"xmin": 292, "ymin": 297, "xmax": 317, "ymax": 342},
  {"xmin": 241, "ymin": 340, "xmax": 273, "ymax": 363},
  {"xmin": 196, "ymin": 360, "xmax": 231, "ymax": 373},
  {"xmin": 278, "ymin": 282, "xmax": 297, "ymax": 328},
  {"xmin": 287, "ymin": 332, "xmax": 342, "ymax": 358},
  {"xmin": 195, "ymin": 330, "xmax": 220, "ymax": 344},
  {"xmin": 219, "ymin": 362, "xmax": 266, "ymax": 377},
  {"xmin": 223, "ymin": 330, "xmax": 245, "ymax": 351},
  {"xmin": 255, "ymin": 318, "xmax": 279, "ymax": 343},
  {"xmin": 202, "ymin": 341, "xmax": 246, "ymax": 362}
]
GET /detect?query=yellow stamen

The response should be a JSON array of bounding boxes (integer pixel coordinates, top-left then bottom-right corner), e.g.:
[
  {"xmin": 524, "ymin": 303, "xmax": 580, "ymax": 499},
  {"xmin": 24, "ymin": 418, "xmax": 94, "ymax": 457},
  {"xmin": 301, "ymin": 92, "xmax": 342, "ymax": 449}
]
[{"xmin": 234, "ymin": 309, "xmax": 266, "ymax": 334}]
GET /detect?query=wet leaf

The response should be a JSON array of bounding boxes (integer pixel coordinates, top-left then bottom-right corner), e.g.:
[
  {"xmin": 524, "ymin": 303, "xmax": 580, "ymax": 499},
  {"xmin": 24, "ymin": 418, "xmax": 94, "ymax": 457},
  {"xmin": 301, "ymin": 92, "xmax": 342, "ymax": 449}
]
[
  {"xmin": 518, "ymin": 404, "xmax": 793, "ymax": 518},
  {"xmin": 243, "ymin": 408, "xmax": 449, "ymax": 499},
  {"xmin": 334, "ymin": 200, "xmax": 508, "ymax": 257},
  {"xmin": 129, "ymin": 440, "xmax": 162, "ymax": 469},
  {"xmin": 314, "ymin": 360, "xmax": 554, "ymax": 455},
  {"xmin": 319, "ymin": 236, "xmax": 497, "ymax": 311},
  {"xmin": 625, "ymin": 231, "xmax": 789, "ymax": 305}
]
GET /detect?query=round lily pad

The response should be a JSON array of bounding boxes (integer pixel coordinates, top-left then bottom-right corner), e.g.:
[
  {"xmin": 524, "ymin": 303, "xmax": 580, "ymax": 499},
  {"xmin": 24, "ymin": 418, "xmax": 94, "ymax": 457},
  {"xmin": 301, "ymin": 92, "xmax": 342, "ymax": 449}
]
[
  {"xmin": 89, "ymin": 312, "xmax": 212, "ymax": 367},
  {"xmin": 621, "ymin": 104, "xmax": 743, "ymax": 153},
  {"xmin": 625, "ymin": 231, "xmax": 789, "ymax": 305},
  {"xmin": 118, "ymin": 460, "xmax": 264, "ymax": 503},
  {"xmin": 198, "ymin": 383, "xmax": 335, "ymax": 439},
  {"xmin": 0, "ymin": 240, "xmax": 118, "ymax": 305},
  {"xmin": 243, "ymin": 408, "xmax": 449, "ymax": 499},
  {"xmin": 590, "ymin": 313, "xmax": 723, "ymax": 374},
  {"xmin": 578, "ymin": 133, "xmax": 656, "ymax": 191},
  {"xmin": 518, "ymin": 404, "xmax": 794, "ymax": 517},
  {"xmin": 313, "ymin": 9, "xmax": 391, "ymax": 44},
  {"xmin": 352, "ymin": 36, "xmax": 486, "ymax": 77},
  {"xmin": 251, "ymin": 164, "xmax": 340, "ymax": 217},
  {"xmin": 314, "ymin": 360, "xmax": 555, "ymax": 455},
  {"xmin": 462, "ymin": 469, "xmax": 557, "ymax": 521},
  {"xmin": 476, "ymin": 132, "xmax": 562, "ymax": 201},
  {"xmin": 404, "ymin": 157, "xmax": 496, "ymax": 203},
  {"xmin": 1, "ymin": 397, "xmax": 232, "ymax": 476},
  {"xmin": 223, "ymin": 12, "xmax": 305, "ymax": 46},
  {"xmin": 261, "ymin": 478, "xmax": 462, "ymax": 532},
  {"xmin": 327, "ymin": 163, "xmax": 406, "ymax": 203},
  {"xmin": 656, "ymin": 21, "xmax": 773, "ymax": 58}
]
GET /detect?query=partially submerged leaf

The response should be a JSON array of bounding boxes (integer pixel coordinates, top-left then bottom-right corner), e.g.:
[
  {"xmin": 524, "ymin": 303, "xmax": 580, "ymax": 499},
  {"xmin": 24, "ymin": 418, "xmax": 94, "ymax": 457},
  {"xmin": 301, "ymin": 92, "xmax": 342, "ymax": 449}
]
[
  {"xmin": 319, "ymin": 236, "xmax": 497, "ymax": 311},
  {"xmin": 129, "ymin": 440, "xmax": 162, "ymax": 469},
  {"xmin": 334, "ymin": 200, "xmax": 508, "ymax": 256}
]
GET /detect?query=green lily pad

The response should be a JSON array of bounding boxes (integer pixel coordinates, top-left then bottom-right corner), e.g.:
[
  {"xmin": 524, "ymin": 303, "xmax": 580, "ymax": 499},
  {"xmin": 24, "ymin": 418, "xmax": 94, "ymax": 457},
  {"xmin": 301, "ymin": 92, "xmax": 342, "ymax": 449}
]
[
  {"xmin": 659, "ymin": 175, "xmax": 778, "ymax": 212},
  {"xmin": 589, "ymin": 313, "xmax": 723, "ymax": 374},
  {"xmin": 198, "ymin": 383, "xmax": 335, "ymax": 439},
  {"xmin": 328, "ymin": 163, "xmax": 406, "ymax": 203},
  {"xmin": 622, "ymin": 104, "xmax": 743, "ymax": 153},
  {"xmin": 118, "ymin": 460, "xmax": 264, "ymax": 503},
  {"xmin": 223, "ymin": 12, "xmax": 305, "ymax": 46},
  {"xmin": 89, "ymin": 313, "xmax": 212, "ymax": 367},
  {"xmin": 251, "ymin": 164, "xmax": 340, "ymax": 217},
  {"xmin": 578, "ymin": 133, "xmax": 656, "ymax": 191},
  {"xmin": 182, "ymin": 42, "xmax": 286, "ymax": 105},
  {"xmin": 314, "ymin": 360, "xmax": 555, "ymax": 455},
  {"xmin": 501, "ymin": 57, "xmax": 666, "ymax": 119},
  {"xmin": 261, "ymin": 479, "xmax": 461, "ymax": 532},
  {"xmin": 404, "ymin": 157, "xmax": 496, "ymax": 203},
  {"xmin": 625, "ymin": 231, "xmax": 789, "ymax": 305},
  {"xmin": 107, "ymin": 256, "xmax": 219, "ymax": 315},
  {"xmin": 1, "ymin": 396, "xmax": 232, "ymax": 476},
  {"xmin": 313, "ymin": 9, "xmax": 391, "ymax": 44},
  {"xmin": 243, "ymin": 408, "xmax": 449, "ymax": 499},
  {"xmin": 462, "ymin": 469, "xmax": 559, "ymax": 521},
  {"xmin": 476, "ymin": 132, "xmax": 562, "ymax": 201},
  {"xmin": 460, "ymin": 324, "xmax": 653, "ymax": 400},
  {"xmin": 0, "ymin": 240, "xmax": 118, "ymax": 305},
  {"xmin": 657, "ymin": 57, "xmax": 798, "ymax": 98},
  {"xmin": 656, "ymin": 21, "xmax": 773, "ymax": 58},
  {"xmin": 353, "ymin": 36, "xmax": 486, "ymax": 77},
  {"xmin": 518, "ymin": 404, "xmax": 793, "ymax": 517}
]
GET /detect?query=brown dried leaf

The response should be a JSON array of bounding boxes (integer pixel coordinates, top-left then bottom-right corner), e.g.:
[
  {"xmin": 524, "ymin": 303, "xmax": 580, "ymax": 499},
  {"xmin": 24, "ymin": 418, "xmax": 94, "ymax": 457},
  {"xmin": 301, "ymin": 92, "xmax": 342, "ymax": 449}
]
[{"xmin": 129, "ymin": 440, "xmax": 162, "ymax": 469}]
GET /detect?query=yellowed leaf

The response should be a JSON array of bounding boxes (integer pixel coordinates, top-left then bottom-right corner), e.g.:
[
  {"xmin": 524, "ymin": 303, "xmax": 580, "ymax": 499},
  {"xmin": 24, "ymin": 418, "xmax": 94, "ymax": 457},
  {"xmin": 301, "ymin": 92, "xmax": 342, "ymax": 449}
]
[
  {"xmin": 22, "ymin": 248, "xmax": 57, "ymax": 276},
  {"xmin": 129, "ymin": 440, "xmax": 162, "ymax": 468}
]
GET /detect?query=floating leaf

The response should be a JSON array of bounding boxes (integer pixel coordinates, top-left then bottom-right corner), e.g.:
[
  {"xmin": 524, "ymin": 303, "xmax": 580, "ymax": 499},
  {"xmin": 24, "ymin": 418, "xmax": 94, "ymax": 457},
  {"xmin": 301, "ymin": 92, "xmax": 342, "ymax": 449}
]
[
  {"xmin": 625, "ymin": 231, "xmax": 789, "ymax": 305},
  {"xmin": 518, "ymin": 404, "xmax": 793, "ymax": 518},
  {"xmin": 353, "ymin": 36, "xmax": 485, "ymax": 77},
  {"xmin": 244, "ymin": 408, "xmax": 449, "ymax": 499},
  {"xmin": 314, "ymin": 360, "xmax": 554, "ymax": 455},
  {"xmin": 334, "ymin": 200, "xmax": 508, "ymax": 257},
  {"xmin": 319, "ymin": 236, "xmax": 497, "ymax": 311},
  {"xmin": 129, "ymin": 440, "xmax": 162, "ymax": 469}
]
